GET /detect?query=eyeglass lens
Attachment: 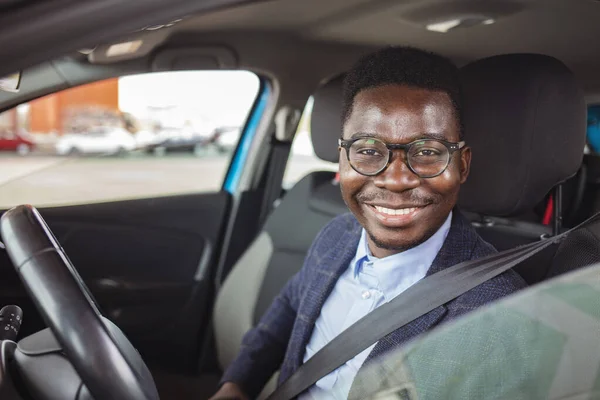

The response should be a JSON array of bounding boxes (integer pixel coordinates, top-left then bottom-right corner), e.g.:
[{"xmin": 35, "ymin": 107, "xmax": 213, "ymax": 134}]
[{"xmin": 348, "ymin": 138, "xmax": 451, "ymax": 177}]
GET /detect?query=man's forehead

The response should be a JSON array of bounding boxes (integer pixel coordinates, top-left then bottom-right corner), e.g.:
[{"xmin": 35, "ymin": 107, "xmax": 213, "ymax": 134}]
[
  {"xmin": 344, "ymin": 87, "xmax": 458, "ymax": 142},
  {"xmin": 354, "ymin": 84, "xmax": 452, "ymax": 106}
]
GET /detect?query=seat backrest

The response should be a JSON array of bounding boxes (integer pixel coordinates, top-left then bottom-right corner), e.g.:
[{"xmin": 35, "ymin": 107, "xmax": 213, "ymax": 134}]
[
  {"xmin": 464, "ymin": 152, "xmax": 590, "ymax": 252},
  {"xmin": 568, "ymin": 153, "xmax": 600, "ymax": 225},
  {"xmin": 213, "ymin": 76, "xmax": 347, "ymax": 370},
  {"xmin": 458, "ymin": 54, "xmax": 588, "ymax": 283}
]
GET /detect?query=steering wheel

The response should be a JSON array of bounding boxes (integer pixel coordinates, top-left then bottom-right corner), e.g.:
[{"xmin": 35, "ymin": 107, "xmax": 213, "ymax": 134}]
[{"xmin": 0, "ymin": 205, "xmax": 159, "ymax": 400}]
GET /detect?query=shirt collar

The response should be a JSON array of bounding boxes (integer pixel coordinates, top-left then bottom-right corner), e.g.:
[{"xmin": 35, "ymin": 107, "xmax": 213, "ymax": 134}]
[
  {"xmin": 352, "ymin": 211, "xmax": 453, "ymax": 296},
  {"xmin": 353, "ymin": 231, "xmax": 373, "ymax": 278}
]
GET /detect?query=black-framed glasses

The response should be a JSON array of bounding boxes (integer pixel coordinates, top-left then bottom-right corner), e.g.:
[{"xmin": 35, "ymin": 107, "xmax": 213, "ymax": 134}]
[{"xmin": 338, "ymin": 137, "xmax": 466, "ymax": 178}]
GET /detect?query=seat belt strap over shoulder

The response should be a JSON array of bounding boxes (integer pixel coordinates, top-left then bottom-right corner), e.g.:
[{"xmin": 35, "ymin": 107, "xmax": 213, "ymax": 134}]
[{"xmin": 266, "ymin": 212, "xmax": 600, "ymax": 400}]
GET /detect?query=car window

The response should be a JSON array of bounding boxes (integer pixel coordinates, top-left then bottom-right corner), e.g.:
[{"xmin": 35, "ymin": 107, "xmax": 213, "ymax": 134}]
[
  {"xmin": 587, "ymin": 104, "xmax": 600, "ymax": 153},
  {"xmin": 283, "ymin": 96, "xmax": 338, "ymax": 189},
  {"xmin": 0, "ymin": 70, "xmax": 260, "ymax": 208}
]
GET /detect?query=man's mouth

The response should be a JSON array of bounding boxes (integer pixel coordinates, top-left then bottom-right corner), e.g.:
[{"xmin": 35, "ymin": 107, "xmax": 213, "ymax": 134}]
[
  {"xmin": 365, "ymin": 203, "xmax": 429, "ymax": 227},
  {"xmin": 372, "ymin": 205, "xmax": 420, "ymax": 216}
]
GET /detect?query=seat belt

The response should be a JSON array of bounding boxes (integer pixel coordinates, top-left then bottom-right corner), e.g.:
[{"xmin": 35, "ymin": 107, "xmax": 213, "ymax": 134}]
[
  {"xmin": 258, "ymin": 106, "xmax": 301, "ymax": 226},
  {"xmin": 267, "ymin": 212, "xmax": 600, "ymax": 400},
  {"xmin": 259, "ymin": 138, "xmax": 292, "ymax": 223}
]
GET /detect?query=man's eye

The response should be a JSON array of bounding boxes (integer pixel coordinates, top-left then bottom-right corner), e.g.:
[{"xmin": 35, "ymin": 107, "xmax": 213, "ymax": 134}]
[
  {"xmin": 414, "ymin": 149, "xmax": 440, "ymax": 157},
  {"xmin": 357, "ymin": 148, "xmax": 383, "ymax": 157}
]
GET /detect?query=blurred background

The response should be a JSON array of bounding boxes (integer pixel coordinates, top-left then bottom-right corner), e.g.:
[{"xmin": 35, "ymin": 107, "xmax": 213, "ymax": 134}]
[{"xmin": 0, "ymin": 71, "xmax": 336, "ymax": 208}]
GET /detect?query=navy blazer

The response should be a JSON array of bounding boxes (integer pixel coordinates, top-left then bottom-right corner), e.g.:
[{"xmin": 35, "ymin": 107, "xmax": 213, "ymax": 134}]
[{"xmin": 221, "ymin": 211, "xmax": 527, "ymax": 398}]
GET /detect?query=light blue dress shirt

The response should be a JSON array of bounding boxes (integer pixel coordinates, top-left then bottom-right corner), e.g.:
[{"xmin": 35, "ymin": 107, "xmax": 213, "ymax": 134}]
[{"xmin": 299, "ymin": 212, "xmax": 453, "ymax": 400}]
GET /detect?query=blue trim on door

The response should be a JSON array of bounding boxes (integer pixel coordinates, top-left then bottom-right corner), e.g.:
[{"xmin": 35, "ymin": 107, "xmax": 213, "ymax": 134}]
[{"xmin": 223, "ymin": 83, "xmax": 270, "ymax": 193}]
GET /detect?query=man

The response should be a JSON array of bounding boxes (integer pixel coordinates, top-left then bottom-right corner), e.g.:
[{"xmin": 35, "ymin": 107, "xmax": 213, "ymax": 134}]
[{"xmin": 211, "ymin": 47, "xmax": 526, "ymax": 400}]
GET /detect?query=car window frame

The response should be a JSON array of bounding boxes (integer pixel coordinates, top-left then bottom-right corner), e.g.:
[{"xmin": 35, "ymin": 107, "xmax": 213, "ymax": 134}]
[{"xmin": 0, "ymin": 69, "xmax": 269, "ymax": 208}]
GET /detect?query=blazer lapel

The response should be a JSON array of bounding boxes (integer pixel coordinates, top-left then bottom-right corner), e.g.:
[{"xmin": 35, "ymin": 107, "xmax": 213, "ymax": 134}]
[
  {"xmin": 365, "ymin": 210, "xmax": 478, "ymax": 363},
  {"xmin": 290, "ymin": 214, "xmax": 362, "ymax": 370},
  {"xmin": 426, "ymin": 210, "xmax": 479, "ymax": 276}
]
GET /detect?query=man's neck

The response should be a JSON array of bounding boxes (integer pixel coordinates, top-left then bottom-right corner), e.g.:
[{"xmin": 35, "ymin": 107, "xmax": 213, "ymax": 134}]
[{"xmin": 366, "ymin": 212, "xmax": 453, "ymax": 259}]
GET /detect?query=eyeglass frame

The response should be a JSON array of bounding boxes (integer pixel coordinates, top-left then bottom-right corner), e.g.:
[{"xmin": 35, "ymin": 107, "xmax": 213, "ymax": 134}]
[{"xmin": 338, "ymin": 136, "xmax": 466, "ymax": 178}]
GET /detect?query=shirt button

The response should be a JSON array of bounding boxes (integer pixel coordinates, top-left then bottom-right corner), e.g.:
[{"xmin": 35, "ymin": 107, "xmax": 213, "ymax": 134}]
[{"xmin": 361, "ymin": 290, "xmax": 371, "ymax": 300}]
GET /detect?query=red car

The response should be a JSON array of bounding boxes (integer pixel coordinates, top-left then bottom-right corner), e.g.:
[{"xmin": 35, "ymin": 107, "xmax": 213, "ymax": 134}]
[{"xmin": 0, "ymin": 129, "xmax": 34, "ymax": 155}]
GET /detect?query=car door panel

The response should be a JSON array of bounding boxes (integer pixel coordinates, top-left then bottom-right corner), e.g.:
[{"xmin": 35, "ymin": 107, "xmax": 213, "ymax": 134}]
[{"xmin": 0, "ymin": 191, "xmax": 230, "ymax": 373}]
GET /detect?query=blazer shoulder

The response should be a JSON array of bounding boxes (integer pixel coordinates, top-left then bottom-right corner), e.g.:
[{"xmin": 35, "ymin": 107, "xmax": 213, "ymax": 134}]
[
  {"xmin": 328, "ymin": 212, "xmax": 360, "ymax": 232},
  {"xmin": 302, "ymin": 212, "xmax": 361, "ymax": 267},
  {"xmin": 450, "ymin": 224, "xmax": 528, "ymax": 310},
  {"xmin": 452, "ymin": 268, "xmax": 527, "ymax": 313},
  {"xmin": 469, "ymin": 230, "xmax": 528, "ymax": 295},
  {"xmin": 313, "ymin": 212, "xmax": 360, "ymax": 246},
  {"xmin": 471, "ymin": 234, "xmax": 498, "ymax": 258}
]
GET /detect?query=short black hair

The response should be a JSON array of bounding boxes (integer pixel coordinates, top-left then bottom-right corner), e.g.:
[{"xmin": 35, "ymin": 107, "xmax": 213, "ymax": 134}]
[{"xmin": 342, "ymin": 46, "xmax": 463, "ymax": 139}]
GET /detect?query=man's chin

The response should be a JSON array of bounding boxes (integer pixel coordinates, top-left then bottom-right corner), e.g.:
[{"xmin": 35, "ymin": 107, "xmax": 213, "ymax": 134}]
[
  {"xmin": 366, "ymin": 228, "xmax": 422, "ymax": 253},
  {"xmin": 365, "ymin": 215, "xmax": 448, "ymax": 255}
]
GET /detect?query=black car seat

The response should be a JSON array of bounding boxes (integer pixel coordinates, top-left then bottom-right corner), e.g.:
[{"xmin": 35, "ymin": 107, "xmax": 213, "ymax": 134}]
[
  {"xmin": 564, "ymin": 152, "xmax": 600, "ymax": 226},
  {"xmin": 211, "ymin": 75, "xmax": 347, "ymax": 397},
  {"xmin": 542, "ymin": 154, "xmax": 600, "ymax": 281},
  {"xmin": 458, "ymin": 53, "xmax": 589, "ymax": 284},
  {"xmin": 461, "ymin": 158, "xmax": 589, "ymax": 252}
]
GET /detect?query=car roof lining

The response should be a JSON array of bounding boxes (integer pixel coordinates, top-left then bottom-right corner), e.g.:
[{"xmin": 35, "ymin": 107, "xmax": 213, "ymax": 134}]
[
  {"xmin": 3, "ymin": 0, "xmax": 600, "ymax": 113},
  {"xmin": 171, "ymin": 0, "xmax": 600, "ymax": 93}
]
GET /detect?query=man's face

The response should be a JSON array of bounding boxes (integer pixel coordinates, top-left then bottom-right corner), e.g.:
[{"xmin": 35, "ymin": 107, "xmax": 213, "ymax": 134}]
[{"xmin": 340, "ymin": 84, "xmax": 471, "ymax": 258}]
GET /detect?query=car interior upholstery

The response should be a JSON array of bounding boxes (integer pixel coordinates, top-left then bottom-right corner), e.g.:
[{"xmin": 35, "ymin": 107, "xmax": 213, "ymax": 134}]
[{"xmin": 4, "ymin": 1, "xmax": 600, "ymax": 399}]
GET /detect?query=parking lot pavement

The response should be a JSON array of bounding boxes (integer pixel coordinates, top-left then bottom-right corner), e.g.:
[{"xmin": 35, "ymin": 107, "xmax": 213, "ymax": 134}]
[
  {"xmin": 1, "ymin": 155, "xmax": 66, "ymax": 185},
  {"xmin": 0, "ymin": 152, "xmax": 338, "ymax": 209},
  {"xmin": 0, "ymin": 154, "xmax": 230, "ymax": 208}
]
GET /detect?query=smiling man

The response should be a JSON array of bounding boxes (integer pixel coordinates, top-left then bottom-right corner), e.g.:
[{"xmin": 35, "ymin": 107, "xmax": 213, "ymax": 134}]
[{"xmin": 211, "ymin": 47, "xmax": 526, "ymax": 400}]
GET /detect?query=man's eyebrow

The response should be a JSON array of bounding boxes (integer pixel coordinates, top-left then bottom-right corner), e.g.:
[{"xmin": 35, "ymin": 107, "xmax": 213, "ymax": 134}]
[
  {"xmin": 348, "ymin": 132, "xmax": 378, "ymax": 140},
  {"xmin": 417, "ymin": 132, "xmax": 449, "ymax": 141},
  {"xmin": 347, "ymin": 132, "xmax": 450, "ymax": 141}
]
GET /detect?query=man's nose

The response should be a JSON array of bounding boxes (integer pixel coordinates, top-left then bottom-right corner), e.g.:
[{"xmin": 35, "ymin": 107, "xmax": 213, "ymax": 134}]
[{"xmin": 373, "ymin": 154, "xmax": 420, "ymax": 192}]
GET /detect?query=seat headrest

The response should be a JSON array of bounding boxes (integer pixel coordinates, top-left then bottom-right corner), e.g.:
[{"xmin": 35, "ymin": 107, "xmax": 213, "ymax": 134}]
[
  {"xmin": 310, "ymin": 74, "xmax": 345, "ymax": 163},
  {"xmin": 458, "ymin": 54, "xmax": 586, "ymax": 217}
]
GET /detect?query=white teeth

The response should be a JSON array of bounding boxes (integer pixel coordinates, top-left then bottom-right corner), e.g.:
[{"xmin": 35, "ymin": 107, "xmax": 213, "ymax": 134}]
[{"xmin": 374, "ymin": 206, "xmax": 418, "ymax": 216}]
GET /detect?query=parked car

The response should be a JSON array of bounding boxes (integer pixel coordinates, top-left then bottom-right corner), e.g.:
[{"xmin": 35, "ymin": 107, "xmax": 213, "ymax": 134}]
[
  {"xmin": 131, "ymin": 129, "xmax": 164, "ymax": 150},
  {"xmin": 146, "ymin": 134, "xmax": 210, "ymax": 156},
  {"xmin": 54, "ymin": 126, "xmax": 137, "ymax": 156},
  {"xmin": 212, "ymin": 126, "xmax": 241, "ymax": 153},
  {"xmin": 146, "ymin": 126, "xmax": 240, "ymax": 156},
  {"xmin": 0, "ymin": 130, "xmax": 34, "ymax": 155}
]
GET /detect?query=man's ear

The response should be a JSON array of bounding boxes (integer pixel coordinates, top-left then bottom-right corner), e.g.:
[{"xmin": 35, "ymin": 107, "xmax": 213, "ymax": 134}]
[{"xmin": 459, "ymin": 146, "xmax": 471, "ymax": 184}]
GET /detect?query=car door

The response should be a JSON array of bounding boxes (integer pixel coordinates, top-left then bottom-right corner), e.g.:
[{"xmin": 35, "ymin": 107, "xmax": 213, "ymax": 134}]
[{"xmin": 0, "ymin": 69, "xmax": 266, "ymax": 374}]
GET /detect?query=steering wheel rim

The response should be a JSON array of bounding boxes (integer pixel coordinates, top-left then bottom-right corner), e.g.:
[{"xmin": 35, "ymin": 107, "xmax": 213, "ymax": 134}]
[{"xmin": 0, "ymin": 205, "xmax": 158, "ymax": 400}]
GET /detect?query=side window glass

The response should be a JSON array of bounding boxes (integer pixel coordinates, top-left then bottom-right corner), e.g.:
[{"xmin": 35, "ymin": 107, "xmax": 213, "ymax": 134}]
[
  {"xmin": 283, "ymin": 97, "xmax": 338, "ymax": 189},
  {"xmin": 587, "ymin": 104, "xmax": 600, "ymax": 154},
  {"xmin": 0, "ymin": 71, "xmax": 260, "ymax": 208}
]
